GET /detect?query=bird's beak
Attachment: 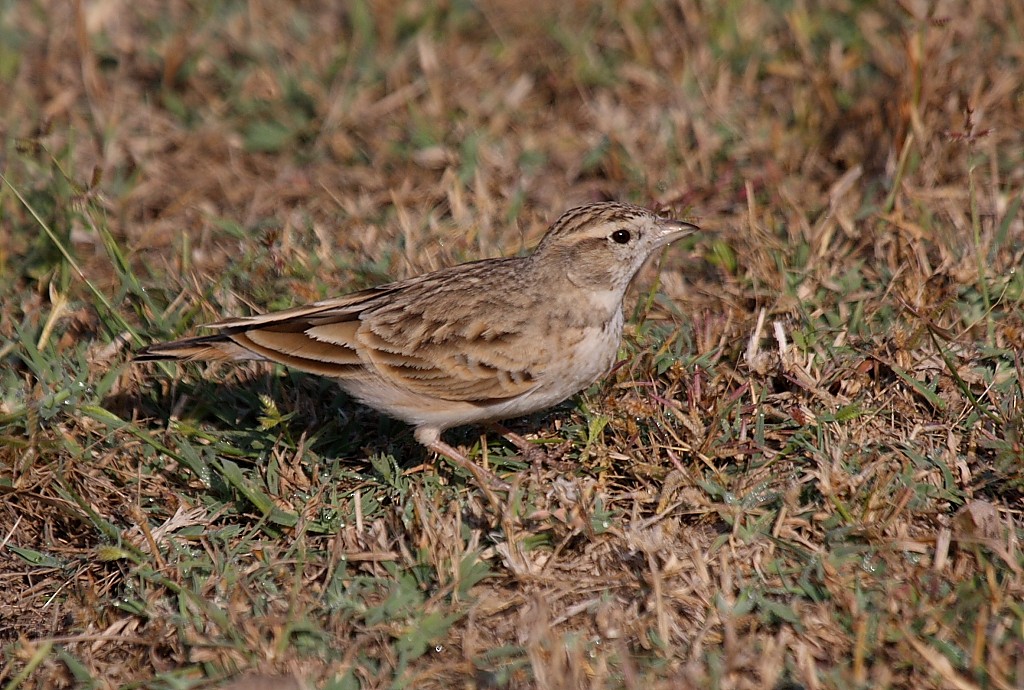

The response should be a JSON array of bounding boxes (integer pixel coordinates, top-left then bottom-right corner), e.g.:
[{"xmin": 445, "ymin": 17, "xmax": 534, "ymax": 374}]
[{"xmin": 655, "ymin": 217, "xmax": 701, "ymax": 245}]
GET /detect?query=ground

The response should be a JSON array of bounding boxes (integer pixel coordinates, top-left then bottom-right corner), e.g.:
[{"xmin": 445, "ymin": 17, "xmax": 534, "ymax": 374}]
[{"xmin": 1, "ymin": 0, "xmax": 1023, "ymax": 688}]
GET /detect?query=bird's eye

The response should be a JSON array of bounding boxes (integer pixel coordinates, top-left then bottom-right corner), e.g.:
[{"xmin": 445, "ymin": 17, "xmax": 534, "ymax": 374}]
[{"xmin": 610, "ymin": 229, "xmax": 632, "ymax": 244}]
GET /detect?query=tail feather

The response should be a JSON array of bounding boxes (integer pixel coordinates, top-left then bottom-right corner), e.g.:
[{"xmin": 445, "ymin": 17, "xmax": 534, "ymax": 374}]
[{"xmin": 135, "ymin": 334, "xmax": 258, "ymax": 362}]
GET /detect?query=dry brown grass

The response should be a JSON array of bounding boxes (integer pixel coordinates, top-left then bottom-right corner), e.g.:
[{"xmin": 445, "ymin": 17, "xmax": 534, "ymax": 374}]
[{"xmin": 2, "ymin": 0, "xmax": 1023, "ymax": 688}]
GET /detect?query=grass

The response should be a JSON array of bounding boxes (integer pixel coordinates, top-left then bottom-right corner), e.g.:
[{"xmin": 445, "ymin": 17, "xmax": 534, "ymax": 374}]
[{"xmin": 1, "ymin": 0, "xmax": 1023, "ymax": 688}]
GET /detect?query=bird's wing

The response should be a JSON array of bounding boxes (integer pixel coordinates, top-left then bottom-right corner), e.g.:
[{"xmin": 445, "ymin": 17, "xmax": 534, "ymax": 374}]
[
  {"xmin": 138, "ymin": 259, "xmax": 549, "ymax": 402},
  {"xmin": 349, "ymin": 293, "xmax": 547, "ymax": 402}
]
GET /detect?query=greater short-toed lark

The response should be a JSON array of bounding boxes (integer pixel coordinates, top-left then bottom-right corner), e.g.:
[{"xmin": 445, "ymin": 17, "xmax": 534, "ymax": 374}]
[{"xmin": 138, "ymin": 202, "xmax": 698, "ymax": 490}]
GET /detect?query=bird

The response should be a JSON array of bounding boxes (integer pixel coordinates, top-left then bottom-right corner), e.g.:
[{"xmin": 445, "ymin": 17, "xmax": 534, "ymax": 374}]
[{"xmin": 137, "ymin": 202, "xmax": 699, "ymax": 491}]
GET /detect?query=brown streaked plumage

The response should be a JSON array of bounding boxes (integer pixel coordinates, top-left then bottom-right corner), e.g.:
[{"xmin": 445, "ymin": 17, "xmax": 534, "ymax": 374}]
[{"xmin": 137, "ymin": 202, "xmax": 699, "ymax": 490}]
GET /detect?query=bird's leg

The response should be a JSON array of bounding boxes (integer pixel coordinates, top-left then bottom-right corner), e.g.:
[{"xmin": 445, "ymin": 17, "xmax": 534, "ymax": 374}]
[
  {"xmin": 488, "ymin": 422, "xmax": 550, "ymax": 467},
  {"xmin": 415, "ymin": 427, "xmax": 511, "ymax": 494},
  {"xmin": 491, "ymin": 422, "xmax": 576, "ymax": 478}
]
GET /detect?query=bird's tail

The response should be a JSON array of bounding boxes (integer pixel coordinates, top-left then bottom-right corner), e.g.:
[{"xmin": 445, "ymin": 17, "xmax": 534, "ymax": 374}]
[{"xmin": 135, "ymin": 334, "xmax": 255, "ymax": 362}]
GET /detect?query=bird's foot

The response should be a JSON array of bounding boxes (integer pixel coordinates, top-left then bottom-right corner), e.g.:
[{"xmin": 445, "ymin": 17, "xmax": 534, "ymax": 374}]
[{"xmin": 426, "ymin": 437, "xmax": 512, "ymax": 498}]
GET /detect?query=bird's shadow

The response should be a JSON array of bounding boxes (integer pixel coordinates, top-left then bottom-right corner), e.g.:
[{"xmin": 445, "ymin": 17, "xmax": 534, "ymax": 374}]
[
  {"xmin": 107, "ymin": 367, "xmax": 415, "ymax": 473},
  {"xmin": 106, "ymin": 365, "xmax": 552, "ymax": 481}
]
